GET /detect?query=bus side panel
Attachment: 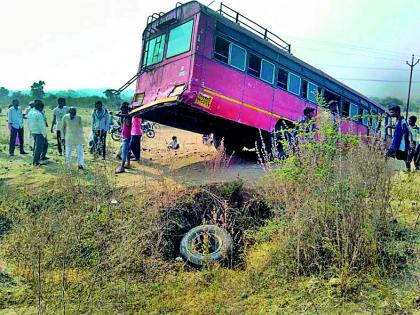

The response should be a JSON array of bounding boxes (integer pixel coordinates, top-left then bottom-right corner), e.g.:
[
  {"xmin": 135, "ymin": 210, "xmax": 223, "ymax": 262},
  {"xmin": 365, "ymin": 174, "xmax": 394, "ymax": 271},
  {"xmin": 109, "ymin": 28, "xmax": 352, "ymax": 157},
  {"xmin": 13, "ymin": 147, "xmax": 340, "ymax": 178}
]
[
  {"xmin": 239, "ymin": 77, "xmax": 274, "ymax": 131},
  {"xmin": 340, "ymin": 120, "xmax": 357, "ymax": 134},
  {"xmin": 199, "ymin": 59, "xmax": 245, "ymax": 123},
  {"xmin": 272, "ymin": 89, "xmax": 309, "ymax": 126}
]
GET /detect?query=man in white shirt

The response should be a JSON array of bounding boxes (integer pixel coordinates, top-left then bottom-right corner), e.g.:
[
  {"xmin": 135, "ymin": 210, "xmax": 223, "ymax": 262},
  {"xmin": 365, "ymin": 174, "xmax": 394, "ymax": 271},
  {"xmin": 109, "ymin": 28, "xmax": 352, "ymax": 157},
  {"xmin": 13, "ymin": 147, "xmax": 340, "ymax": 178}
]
[
  {"xmin": 24, "ymin": 101, "xmax": 35, "ymax": 149},
  {"xmin": 8, "ymin": 99, "xmax": 28, "ymax": 156},
  {"xmin": 50, "ymin": 97, "xmax": 68, "ymax": 156},
  {"xmin": 28, "ymin": 100, "xmax": 47, "ymax": 166}
]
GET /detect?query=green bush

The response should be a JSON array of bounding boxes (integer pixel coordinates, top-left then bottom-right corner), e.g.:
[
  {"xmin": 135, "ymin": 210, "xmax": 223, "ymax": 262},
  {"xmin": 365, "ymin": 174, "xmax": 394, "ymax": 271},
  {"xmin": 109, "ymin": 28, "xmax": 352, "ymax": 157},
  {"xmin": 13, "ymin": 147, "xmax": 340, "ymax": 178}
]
[{"xmin": 259, "ymin": 126, "xmax": 416, "ymax": 278}]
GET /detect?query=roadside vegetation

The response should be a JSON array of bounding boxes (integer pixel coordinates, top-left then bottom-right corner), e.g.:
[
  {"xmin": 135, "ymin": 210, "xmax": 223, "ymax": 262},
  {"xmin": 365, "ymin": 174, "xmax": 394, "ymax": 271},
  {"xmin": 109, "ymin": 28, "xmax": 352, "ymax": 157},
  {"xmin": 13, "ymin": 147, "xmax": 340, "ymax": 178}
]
[{"xmin": 0, "ymin": 118, "xmax": 418, "ymax": 314}]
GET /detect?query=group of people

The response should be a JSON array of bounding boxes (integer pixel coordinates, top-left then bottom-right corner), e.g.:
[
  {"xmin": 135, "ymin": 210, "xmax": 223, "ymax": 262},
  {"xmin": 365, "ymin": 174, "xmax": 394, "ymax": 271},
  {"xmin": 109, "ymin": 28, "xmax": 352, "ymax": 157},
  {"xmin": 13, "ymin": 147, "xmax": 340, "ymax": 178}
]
[
  {"xmin": 114, "ymin": 102, "xmax": 141, "ymax": 173},
  {"xmin": 6, "ymin": 97, "xmax": 184, "ymax": 173},
  {"xmin": 387, "ymin": 106, "xmax": 419, "ymax": 171},
  {"xmin": 5, "ymin": 98, "xmax": 145, "ymax": 171},
  {"xmin": 7, "ymin": 98, "xmax": 85, "ymax": 168}
]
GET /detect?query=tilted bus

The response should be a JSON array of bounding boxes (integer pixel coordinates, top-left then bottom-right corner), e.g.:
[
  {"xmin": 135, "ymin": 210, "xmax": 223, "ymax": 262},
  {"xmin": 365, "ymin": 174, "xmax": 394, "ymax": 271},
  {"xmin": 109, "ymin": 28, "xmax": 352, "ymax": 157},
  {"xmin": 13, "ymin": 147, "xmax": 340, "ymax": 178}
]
[{"xmin": 128, "ymin": 1, "xmax": 390, "ymax": 153}]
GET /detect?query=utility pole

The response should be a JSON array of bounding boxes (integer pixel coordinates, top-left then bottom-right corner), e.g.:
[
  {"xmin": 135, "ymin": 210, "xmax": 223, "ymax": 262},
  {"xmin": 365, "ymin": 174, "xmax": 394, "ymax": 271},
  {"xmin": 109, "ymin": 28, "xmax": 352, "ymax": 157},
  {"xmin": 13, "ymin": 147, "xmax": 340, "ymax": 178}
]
[{"xmin": 405, "ymin": 54, "xmax": 419, "ymax": 119}]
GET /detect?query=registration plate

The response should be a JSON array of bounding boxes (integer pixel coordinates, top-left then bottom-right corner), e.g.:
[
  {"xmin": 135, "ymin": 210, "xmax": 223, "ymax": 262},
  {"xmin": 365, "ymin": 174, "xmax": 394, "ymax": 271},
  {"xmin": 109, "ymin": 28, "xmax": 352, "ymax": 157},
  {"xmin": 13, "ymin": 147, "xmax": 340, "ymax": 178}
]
[{"xmin": 195, "ymin": 93, "xmax": 213, "ymax": 109}]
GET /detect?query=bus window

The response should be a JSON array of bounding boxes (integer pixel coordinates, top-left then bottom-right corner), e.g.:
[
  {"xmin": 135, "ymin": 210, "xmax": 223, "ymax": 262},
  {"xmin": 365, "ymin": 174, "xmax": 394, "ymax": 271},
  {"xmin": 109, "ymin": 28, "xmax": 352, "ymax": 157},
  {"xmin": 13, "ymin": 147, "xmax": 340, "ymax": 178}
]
[
  {"xmin": 341, "ymin": 101, "xmax": 350, "ymax": 117},
  {"xmin": 248, "ymin": 54, "xmax": 262, "ymax": 77},
  {"xmin": 324, "ymin": 89, "xmax": 341, "ymax": 110},
  {"xmin": 166, "ymin": 20, "xmax": 194, "ymax": 58},
  {"xmin": 277, "ymin": 68, "xmax": 288, "ymax": 89},
  {"xmin": 143, "ymin": 34, "xmax": 166, "ymax": 66},
  {"xmin": 362, "ymin": 109, "xmax": 369, "ymax": 126},
  {"xmin": 358, "ymin": 107, "xmax": 363, "ymax": 122},
  {"xmin": 307, "ymin": 82, "xmax": 318, "ymax": 103},
  {"xmin": 229, "ymin": 43, "xmax": 246, "ymax": 71},
  {"xmin": 288, "ymin": 73, "xmax": 301, "ymax": 95},
  {"xmin": 350, "ymin": 103, "xmax": 358, "ymax": 120},
  {"xmin": 302, "ymin": 80, "xmax": 308, "ymax": 98},
  {"xmin": 261, "ymin": 59, "xmax": 275, "ymax": 83},
  {"xmin": 214, "ymin": 37, "xmax": 230, "ymax": 63},
  {"xmin": 371, "ymin": 110, "xmax": 378, "ymax": 130}
]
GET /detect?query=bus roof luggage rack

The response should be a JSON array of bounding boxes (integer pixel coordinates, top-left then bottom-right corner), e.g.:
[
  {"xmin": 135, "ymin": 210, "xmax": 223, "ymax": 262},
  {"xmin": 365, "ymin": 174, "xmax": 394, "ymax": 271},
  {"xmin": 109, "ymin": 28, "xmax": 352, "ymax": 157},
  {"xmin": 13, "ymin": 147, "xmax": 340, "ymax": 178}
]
[
  {"xmin": 218, "ymin": 3, "xmax": 291, "ymax": 54},
  {"xmin": 146, "ymin": 2, "xmax": 183, "ymax": 33}
]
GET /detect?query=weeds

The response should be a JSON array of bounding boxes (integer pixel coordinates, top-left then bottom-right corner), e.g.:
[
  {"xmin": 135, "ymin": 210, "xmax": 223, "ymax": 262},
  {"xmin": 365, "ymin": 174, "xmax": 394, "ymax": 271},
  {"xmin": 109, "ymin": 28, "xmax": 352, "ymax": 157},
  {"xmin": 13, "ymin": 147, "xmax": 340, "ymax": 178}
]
[
  {"xmin": 0, "ymin": 115, "xmax": 418, "ymax": 313},
  {"xmin": 258, "ymin": 118, "xmax": 417, "ymax": 280}
]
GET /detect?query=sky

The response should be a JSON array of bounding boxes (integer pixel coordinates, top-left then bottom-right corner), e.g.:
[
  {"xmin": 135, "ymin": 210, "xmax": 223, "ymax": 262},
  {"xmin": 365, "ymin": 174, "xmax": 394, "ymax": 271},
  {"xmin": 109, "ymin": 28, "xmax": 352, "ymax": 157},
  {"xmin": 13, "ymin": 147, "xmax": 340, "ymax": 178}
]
[{"xmin": 1, "ymin": 0, "xmax": 420, "ymax": 99}]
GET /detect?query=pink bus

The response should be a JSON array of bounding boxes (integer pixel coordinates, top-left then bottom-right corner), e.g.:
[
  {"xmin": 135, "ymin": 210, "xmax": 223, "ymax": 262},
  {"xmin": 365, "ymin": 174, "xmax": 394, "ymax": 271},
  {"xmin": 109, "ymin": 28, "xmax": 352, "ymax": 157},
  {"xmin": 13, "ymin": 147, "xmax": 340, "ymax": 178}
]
[{"xmin": 126, "ymin": 1, "xmax": 390, "ymax": 153}]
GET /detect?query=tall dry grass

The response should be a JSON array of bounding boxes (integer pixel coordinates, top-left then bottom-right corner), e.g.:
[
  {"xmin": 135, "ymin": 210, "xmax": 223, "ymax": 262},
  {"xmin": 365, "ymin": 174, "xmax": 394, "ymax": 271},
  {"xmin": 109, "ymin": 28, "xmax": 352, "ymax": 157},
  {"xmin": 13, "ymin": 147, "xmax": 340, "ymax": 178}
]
[{"xmin": 258, "ymin": 115, "xmax": 416, "ymax": 278}]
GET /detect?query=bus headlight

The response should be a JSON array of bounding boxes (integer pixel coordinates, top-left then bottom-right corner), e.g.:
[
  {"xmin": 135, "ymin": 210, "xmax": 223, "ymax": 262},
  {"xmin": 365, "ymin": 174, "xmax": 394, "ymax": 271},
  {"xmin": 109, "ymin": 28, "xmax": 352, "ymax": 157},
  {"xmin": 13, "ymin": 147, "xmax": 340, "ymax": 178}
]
[
  {"xmin": 168, "ymin": 84, "xmax": 186, "ymax": 97},
  {"xmin": 134, "ymin": 92, "xmax": 145, "ymax": 104}
]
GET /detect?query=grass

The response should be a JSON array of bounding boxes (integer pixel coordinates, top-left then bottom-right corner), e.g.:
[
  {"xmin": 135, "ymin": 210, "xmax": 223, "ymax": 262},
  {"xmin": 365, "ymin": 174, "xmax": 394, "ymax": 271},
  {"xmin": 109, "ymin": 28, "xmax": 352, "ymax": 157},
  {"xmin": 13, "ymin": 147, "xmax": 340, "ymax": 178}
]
[{"xmin": 0, "ymin": 109, "xmax": 419, "ymax": 314}]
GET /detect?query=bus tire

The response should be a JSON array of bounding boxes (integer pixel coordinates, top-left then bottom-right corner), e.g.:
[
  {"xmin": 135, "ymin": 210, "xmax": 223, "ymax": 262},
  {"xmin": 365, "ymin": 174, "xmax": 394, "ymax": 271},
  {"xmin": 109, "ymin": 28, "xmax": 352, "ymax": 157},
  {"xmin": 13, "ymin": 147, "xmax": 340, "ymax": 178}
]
[{"xmin": 180, "ymin": 225, "xmax": 233, "ymax": 266}]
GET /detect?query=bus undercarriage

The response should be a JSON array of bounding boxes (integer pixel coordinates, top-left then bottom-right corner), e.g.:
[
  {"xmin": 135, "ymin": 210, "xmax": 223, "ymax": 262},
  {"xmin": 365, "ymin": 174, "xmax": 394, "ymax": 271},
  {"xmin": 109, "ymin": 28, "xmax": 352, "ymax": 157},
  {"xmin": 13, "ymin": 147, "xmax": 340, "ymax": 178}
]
[{"xmin": 133, "ymin": 100, "xmax": 271, "ymax": 154}]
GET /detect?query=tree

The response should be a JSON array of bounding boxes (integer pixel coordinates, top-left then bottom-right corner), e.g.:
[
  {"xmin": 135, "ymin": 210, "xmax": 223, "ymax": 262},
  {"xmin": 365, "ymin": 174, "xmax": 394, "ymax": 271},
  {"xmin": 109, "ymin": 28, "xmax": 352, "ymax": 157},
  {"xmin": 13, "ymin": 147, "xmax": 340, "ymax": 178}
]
[
  {"xmin": 11, "ymin": 91, "xmax": 23, "ymax": 100},
  {"xmin": 104, "ymin": 89, "xmax": 119, "ymax": 100},
  {"xmin": 30, "ymin": 80, "xmax": 46, "ymax": 99},
  {"xmin": 0, "ymin": 86, "xmax": 9, "ymax": 97}
]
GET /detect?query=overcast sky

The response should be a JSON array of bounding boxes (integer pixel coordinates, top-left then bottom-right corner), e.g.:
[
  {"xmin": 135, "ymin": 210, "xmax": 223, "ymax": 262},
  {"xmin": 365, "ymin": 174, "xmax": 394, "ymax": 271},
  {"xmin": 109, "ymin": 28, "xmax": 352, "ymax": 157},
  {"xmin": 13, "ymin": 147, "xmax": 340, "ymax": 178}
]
[{"xmin": 1, "ymin": 0, "xmax": 420, "ymax": 99}]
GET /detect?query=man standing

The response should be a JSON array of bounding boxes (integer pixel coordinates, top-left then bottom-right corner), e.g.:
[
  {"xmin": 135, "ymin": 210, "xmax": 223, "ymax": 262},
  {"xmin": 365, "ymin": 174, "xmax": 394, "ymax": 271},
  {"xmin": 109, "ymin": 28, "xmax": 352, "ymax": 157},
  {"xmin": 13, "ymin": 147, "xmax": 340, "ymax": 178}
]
[
  {"xmin": 51, "ymin": 97, "xmax": 68, "ymax": 156},
  {"xmin": 294, "ymin": 107, "xmax": 316, "ymax": 142},
  {"xmin": 92, "ymin": 101, "xmax": 109, "ymax": 159},
  {"xmin": 407, "ymin": 115, "xmax": 420, "ymax": 171},
  {"xmin": 28, "ymin": 100, "xmax": 47, "ymax": 166},
  {"xmin": 62, "ymin": 107, "xmax": 85, "ymax": 170},
  {"xmin": 386, "ymin": 106, "xmax": 410, "ymax": 169},
  {"xmin": 8, "ymin": 99, "xmax": 28, "ymax": 156},
  {"xmin": 24, "ymin": 101, "xmax": 35, "ymax": 150}
]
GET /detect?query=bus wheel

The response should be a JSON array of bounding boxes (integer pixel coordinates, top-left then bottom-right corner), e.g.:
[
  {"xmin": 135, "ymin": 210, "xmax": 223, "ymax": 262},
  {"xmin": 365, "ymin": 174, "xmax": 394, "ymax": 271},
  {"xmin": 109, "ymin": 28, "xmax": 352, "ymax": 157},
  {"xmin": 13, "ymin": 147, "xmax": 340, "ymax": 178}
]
[
  {"xmin": 213, "ymin": 134, "xmax": 223, "ymax": 149},
  {"xmin": 180, "ymin": 225, "xmax": 233, "ymax": 266},
  {"xmin": 213, "ymin": 134, "xmax": 243, "ymax": 155}
]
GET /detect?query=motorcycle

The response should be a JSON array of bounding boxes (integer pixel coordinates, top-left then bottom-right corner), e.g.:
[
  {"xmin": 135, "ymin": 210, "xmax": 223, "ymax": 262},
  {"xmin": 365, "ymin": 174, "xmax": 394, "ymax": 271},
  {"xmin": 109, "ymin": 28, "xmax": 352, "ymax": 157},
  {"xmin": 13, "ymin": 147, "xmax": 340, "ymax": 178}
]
[
  {"xmin": 109, "ymin": 124, "xmax": 122, "ymax": 141},
  {"xmin": 110, "ymin": 121, "xmax": 156, "ymax": 141},
  {"xmin": 141, "ymin": 121, "xmax": 156, "ymax": 138}
]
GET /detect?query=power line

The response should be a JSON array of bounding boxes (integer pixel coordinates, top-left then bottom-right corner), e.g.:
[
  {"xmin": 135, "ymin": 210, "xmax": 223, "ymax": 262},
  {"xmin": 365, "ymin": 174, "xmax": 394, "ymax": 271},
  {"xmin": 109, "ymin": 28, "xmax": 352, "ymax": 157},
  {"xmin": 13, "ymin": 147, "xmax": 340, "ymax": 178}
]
[
  {"xmin": 336, "ymin": 78, "xmax": 420, "ymax": 83},
  {"xmin": 289, "ymin": 36, "xmax": 417, "ymax": 59},
  {"xmin": 316, "ymin": 64, "xmax": 419, "ymax": 71},
  {"xmin": 293, "ymin": 46, "xmax": 406, "ymax": 62}
]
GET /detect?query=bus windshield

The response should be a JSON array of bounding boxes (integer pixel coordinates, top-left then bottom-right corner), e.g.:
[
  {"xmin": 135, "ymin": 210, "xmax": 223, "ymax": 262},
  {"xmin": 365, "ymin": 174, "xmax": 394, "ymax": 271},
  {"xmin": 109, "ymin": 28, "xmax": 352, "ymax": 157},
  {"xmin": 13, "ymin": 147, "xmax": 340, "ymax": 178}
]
[
  {"xmin": 143, "ymin": 34, "xmax": 166, "ymax": 66},
  {"xmin": 143, "ymin": 19, "xmax": 194, "ymax": 67},
  {"xmin": 166, "ymin": 20, "xmax": 193, "ymax": 58}
]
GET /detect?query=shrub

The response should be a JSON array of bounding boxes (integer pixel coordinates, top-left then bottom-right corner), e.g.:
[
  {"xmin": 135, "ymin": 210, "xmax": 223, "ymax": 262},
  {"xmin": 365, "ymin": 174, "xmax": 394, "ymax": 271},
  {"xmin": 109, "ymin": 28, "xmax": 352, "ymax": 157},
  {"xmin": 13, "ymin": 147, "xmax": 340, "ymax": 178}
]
[{"xmin": 259, "ymin": 123, "xmax": 415, "ymax": 277}]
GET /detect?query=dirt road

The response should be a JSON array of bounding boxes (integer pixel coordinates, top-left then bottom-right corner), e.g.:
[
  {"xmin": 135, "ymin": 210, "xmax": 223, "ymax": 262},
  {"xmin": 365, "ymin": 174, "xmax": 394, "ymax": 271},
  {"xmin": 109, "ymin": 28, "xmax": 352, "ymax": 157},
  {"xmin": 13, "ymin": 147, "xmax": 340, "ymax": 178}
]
[{"xmin": 0, "ymin": 121, "xmax": 265, "ymax": 188}]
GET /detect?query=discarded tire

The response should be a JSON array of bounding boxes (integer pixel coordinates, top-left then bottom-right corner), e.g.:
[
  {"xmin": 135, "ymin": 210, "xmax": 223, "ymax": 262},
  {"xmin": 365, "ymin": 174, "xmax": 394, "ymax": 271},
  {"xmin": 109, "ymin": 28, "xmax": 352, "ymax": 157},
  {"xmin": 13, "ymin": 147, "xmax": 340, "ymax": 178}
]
[{"xmin": 180, "ymin": 225, "xmax": 233, "ymax": 266}]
